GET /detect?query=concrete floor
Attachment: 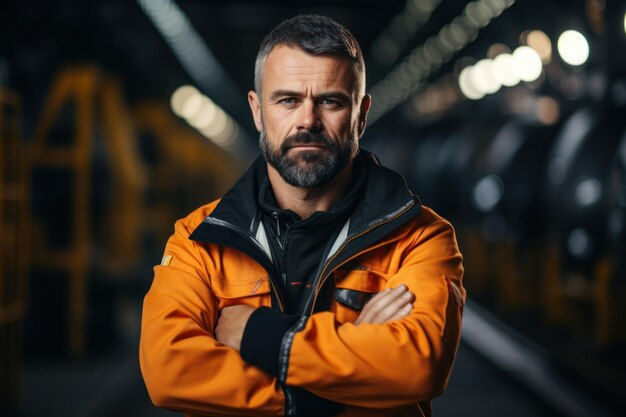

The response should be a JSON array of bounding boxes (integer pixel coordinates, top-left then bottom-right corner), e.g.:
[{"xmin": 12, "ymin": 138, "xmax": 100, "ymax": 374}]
[
  {"xmin": 433, "ymin": 343, "xmax": 558, "ymax": 416},
  {"xmin": 19, "ymin": 341, "xmax": 561, "ymax": 417},
  {"xmin": 17, "ymin": 294, "xmax": 587, "ymax": 417}
]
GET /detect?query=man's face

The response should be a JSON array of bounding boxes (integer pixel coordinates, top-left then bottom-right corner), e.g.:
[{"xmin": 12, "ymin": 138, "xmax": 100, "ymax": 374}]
[{"xmin": 248, "ymin": 45, "xmax": 370, "ymax": 188}]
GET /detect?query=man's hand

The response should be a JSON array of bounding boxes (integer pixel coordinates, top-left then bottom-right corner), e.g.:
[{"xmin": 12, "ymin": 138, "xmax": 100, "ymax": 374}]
[
  {"xmin": 215, "ymin": 305, "xmax": 255, "ymax": 351},
  {"xmin": 215, "ymin": 286, "xmax": 413, "ymax": 348},
  {"xmin": 355, "ymin": 285, "xmax": 415, "ymax": 325}
]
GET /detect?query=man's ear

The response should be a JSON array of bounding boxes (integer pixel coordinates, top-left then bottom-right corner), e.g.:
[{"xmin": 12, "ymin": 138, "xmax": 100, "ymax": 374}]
[
  {"xmin": 248, "ymin": 90, "xmax": 262, "ymax": 132},
  {"xmin": 357, "ymin": 94, "xmax": 372, "ymax": 137}
]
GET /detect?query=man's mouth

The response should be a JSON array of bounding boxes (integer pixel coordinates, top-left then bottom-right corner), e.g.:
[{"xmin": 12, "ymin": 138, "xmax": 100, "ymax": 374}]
[
  {"xmin": 291, "ymin": 144, "xmax": 326, "ymax": 148},
  {"xmin": 287, "ymin": 144, "xmax": 328, "ymax": 151}
]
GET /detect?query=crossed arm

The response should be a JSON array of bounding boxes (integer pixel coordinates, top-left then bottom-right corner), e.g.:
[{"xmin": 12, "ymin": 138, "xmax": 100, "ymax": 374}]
[
  {"xmin": 215, "ymin": 284, "xmax": 415, "ymax": 350},
  {"xmin": 141, "ymin": 214, "xmax": 464, "ymax": 415}
]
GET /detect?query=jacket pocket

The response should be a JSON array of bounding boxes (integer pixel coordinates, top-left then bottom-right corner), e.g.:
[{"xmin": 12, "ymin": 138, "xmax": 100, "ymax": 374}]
[
  {"xmin": 210, "ymin": 275, "xmax": 272, "ymax": 309},
  {"xmin": 335, "ymin": 288, "xmax": 374, "ymax": 311},
  {"xmin": 333, "ymin": 268, "xmax": 387, "ymax": 323}
]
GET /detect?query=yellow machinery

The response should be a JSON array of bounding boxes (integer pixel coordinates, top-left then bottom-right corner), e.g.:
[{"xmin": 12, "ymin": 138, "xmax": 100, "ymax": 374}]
[
  {"xmin": 133, "ymin": 102, "xmax": 242, "ymax": 246},
  {"xmin": 31, "ymin": 67, "xmax": 97, "ymax": 357},
  {"xmin": 0, "ymin": 88, "xmax": 29, "ymax": 415},
  {"xmin": 29, "ymin": 66, "xmax": 242, "ymax": 358},
  {"xmin": 30, "ymin": 67, "xmax": 148, "ymax": 357}
]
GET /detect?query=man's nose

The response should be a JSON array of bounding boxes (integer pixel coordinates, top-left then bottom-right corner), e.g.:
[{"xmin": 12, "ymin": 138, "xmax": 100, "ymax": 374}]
[{"xmin": 296, "ymin": 101, "xmax": 321, "ymax": 131}]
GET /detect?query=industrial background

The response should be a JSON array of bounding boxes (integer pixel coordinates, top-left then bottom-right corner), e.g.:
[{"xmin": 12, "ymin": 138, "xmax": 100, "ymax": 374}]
[{"xmin": 1, "ymin": 0, "xmax": 625, "ymax": 416}]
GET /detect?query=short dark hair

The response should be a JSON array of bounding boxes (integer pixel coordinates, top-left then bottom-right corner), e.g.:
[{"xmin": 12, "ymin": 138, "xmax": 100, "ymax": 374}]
[{"xmin": 254, "ymin": 15, "xmax": 365, "ymax": 99}]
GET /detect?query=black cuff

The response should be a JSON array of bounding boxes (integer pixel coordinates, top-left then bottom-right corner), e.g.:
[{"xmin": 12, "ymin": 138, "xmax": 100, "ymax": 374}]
[
  {"xmin": 240, "ymin": 306, "xmax": 299, "ymax": 376},
  {"xmin": 292, "ymin": 386, "xmax": 344, "ymax": 417}
]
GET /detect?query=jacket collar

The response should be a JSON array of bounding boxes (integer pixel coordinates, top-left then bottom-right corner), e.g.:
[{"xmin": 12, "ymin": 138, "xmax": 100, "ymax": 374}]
[{"xmin": 192, "ymin": 149, "xmax": 420, "ymax": 238}]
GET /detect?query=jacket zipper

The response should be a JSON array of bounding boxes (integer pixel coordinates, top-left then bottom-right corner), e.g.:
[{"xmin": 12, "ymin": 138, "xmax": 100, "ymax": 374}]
[
  {"xmin": 309, "ymin": 199, "xmax": 416, "ymax": 314},
  {"xmin": 267, "ymin": 276, "xmax": 286, "ymax": 312},
  {"xmin": 201, "ymin": 217, "xmax": 287, "ymax": 313}
]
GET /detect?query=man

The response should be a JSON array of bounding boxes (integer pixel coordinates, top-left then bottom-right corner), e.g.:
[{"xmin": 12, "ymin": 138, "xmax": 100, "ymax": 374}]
[{"xmin": 140, "ymin": 15, "xmax": 464, "ymax": 417}]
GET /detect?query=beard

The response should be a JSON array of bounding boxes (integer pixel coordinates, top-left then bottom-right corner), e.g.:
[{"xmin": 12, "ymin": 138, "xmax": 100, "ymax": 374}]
[{"xmin": 259, "ymin": 129, "xmax": 358, "ymax": 189}]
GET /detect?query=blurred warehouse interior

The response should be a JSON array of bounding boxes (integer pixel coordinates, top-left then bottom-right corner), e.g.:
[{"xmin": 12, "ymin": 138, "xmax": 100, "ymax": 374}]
[{"xmin": 1, "ymin": 0, "xmax": 626, "ymax": 416}]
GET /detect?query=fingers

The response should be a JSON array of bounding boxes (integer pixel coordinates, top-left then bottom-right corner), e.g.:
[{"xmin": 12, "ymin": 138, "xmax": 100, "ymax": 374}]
[
  {"xmin": 354, "ymin": 290, "xmax": 390, "ymax": 325},
  {"xmin": 354, "ymin": 285, "xmax": 414, "ymax": 325},
  {"xmin": 371, "ymin": 286, "xmax": 414, "ymax": 323},
  {"xmin": 355, "ymin": 288, "xmax": 392, "ymax": 324},
  {"xmin": 386, "ymin": 301, "xmax": 413, "ymax": 322},
  {"xmin": 355, "ymin": 285, "xmax": 412, "ymax": 324}
]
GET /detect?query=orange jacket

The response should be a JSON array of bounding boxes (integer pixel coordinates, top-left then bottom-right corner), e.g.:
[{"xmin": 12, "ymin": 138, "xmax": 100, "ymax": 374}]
[{"xmin": 140, "ymin": 153, "xmax": 465, "ymax": 417}]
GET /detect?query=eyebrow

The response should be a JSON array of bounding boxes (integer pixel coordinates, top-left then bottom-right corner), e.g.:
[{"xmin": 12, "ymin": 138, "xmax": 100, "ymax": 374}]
[{"xmin": 268, "ymin": 89, "xmax": 352, "ymax": 103}]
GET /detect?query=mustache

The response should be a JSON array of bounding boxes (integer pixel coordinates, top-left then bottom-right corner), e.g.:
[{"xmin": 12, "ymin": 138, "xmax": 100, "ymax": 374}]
[{"xmin": 280, "ymin": 131, "xmax": 335, "ymax": 154}]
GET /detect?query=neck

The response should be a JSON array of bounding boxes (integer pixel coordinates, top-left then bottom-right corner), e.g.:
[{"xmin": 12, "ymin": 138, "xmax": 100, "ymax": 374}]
[{"xmin": 267, "ymin": 161, "xmax": 354, "ymax": 219}]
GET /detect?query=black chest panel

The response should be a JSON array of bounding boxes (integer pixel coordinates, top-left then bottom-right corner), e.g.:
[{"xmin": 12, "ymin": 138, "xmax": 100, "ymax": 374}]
[{"xmin": 262, "ymin": 209, "xmax": 349, "ymax": 313}]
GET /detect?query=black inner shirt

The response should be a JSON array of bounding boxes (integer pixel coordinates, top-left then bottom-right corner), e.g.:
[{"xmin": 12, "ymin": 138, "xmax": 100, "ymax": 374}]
[{"xmin": 258, "ymin": 158, "xmax": 366, "ymax": 314}]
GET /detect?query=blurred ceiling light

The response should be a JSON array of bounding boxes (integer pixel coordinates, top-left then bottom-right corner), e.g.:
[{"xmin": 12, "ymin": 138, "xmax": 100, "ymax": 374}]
[
  {"xmin": 526, "ymin": 30, "xmax": 552, "ymax": 64},
  {"xmin": 473, "ymin": 175, "xmax": 504, "ymax": 211},
  {"xmin": 368, "ymin": 0, "xmax": 517, "ymax": 124},
  {"xmin": 413, "ymin": 0, "xmax": 440, "ymax": 13},
  {"xmin": 452, "ymin": 15, "xmax": 476, "ymax": 44},
  {"xmin": 575, "ymin": 177, "xmax": 602, "ymax": 206},
  {"xmin": 437, "ymin": 24, "xmax": 459, "ymax": 54},
  {"xmin": 201, "ymin": 106, "xmax": 228, "ymax": 137},
  {"xmin": 471, "ymin": 59, "xmax": 502, "ymax": 94},
  {"xmin": 585, "ymin": 0, "xmax": 606, "ymax": 34},
  {"xmin": 423, "ymin": 38, "xmax": 444, "ymax": 65},
  {"xmin": 446, "ymin": 21, "xmax": 470, "ymax": 49},
  {"xmin": 459, "ymin": 66, "xmax": 485, "ymax": 99},
  {"xmin": 409, "ymin": 48, "xmax": 427, "ymax": 71},
  {"xmin": 412, "ymin": 75, "xmax": 461, "ymax": 117},
  {"xmin": 138, "ymin": 0, "xmax": 224, "ymax": 89},
  {"xmin": 485, "ymin": 0, "xmax": 508, "ymax": 7},
  {"xmin": 487, "ymin": 123, "xmax": 525, "ymax": 172},
  {"xmin": 215, "ymin": 120, "xmax": 237, "ymax": 146},
  {"xmin": 567, "ymin": 227, "xmax": 593, "ymax": 258},
  {"xmin": 624, "ymin": 12, "xmax": 626, "ymax": 34},
  {"xmin": 202, "ymin": 111, "xmax": 229, "ymax": 141},
  {"xmin": 465, "ymin": 1, "xmax": 493, "ymax": 28},
  {"xmin": 370, "ymin": 0, "xmax": 442, "ymax": 65},
  {"xmin": 170, "ymin": 85, "xmax": 242, "ymax": 150},
  {"xmin": 492, "ymin": 53, "xmax": 520, "ymax": 86},
  {"xmin": 512, "ymin": 46, "xmax": 543, "ymax": 82},
  {"xmin": 397, "ymin": 62, "xmax": 415, "ymax": 84},
  {"xmin": 171, "ymin": 85, "xmax": 199, "ymax": 117},
  {"xmin": 483, "ymin": 0, "xmax": 508, "ymax": 16},
  {"xmin": 187, "ymin": 97, "xmax": 217, "ymax": 129},
  {"xmin": 535, "ymin": 96, "xmax": 560, "ymax": 125},
  {"xmin": 547, "ymin": 157, "xmax": 567, "ymax": 185},
  {"xmin": 550, "ymin": 107, "xmax": 594, "ymax": 175},
  {"xmin": 456, "ymin": 42, "xmax": 542, "ymax": 102},
  {"xmin": 557, "ymin": 30, "xmax": 590, "ymax": 66},
  {"xmin": 179, "ymin": 91, "xmax": 204, "ymax": 119},
  {"xmin": 487, "ymin": 43, "xmax": 510, "ymax": 59},
  {"xmin": 436, "ymin": 37, "xmax": 454, "ymax": 57}
]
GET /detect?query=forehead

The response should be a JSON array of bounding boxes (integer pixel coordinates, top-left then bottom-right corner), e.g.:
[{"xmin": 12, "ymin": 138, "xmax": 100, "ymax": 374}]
[{"xmin": 262, "ymin": 45, "xmax": 357, "ymax": 94}]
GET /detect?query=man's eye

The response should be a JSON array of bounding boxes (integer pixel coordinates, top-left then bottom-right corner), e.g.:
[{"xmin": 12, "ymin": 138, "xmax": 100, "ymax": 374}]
[
  {"xmin": 279, "ymin": 98, "xmax": 297, "ymax": 105},
  {"xmin": 320, "ymin": 98, "xmax": 342, "ymax": 107}
]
